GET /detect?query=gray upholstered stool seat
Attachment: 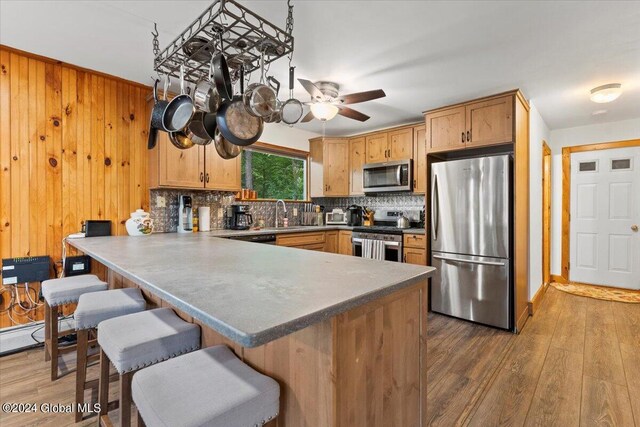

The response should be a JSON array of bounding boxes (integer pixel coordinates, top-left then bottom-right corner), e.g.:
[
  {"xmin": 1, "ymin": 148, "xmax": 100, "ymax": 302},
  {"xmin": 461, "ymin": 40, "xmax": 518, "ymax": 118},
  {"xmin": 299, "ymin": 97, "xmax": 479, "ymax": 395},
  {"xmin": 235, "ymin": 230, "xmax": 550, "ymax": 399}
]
[
  {"xmin": 75, "ymin": 287, "xmax": 146, "ymax": 330},
  {"xmin": 42, "ymin": 274, "xmax": 108, "ymax": 306},
  {"xmin": 98, "ymin": 308, "xmax": 200, "ymax": 374},
  {"xmin": 132, "ymin": 345, "xmax": 280, "ymax": 427}
]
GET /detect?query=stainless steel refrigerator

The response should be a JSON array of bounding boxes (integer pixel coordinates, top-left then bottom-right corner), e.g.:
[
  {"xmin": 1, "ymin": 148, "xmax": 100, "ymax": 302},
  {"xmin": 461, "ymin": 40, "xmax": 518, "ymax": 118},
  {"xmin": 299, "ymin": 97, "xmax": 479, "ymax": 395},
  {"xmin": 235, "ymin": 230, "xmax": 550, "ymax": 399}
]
[{"xmin": 430, "ymin": 155, "xmax": 512, "ymax": 330}]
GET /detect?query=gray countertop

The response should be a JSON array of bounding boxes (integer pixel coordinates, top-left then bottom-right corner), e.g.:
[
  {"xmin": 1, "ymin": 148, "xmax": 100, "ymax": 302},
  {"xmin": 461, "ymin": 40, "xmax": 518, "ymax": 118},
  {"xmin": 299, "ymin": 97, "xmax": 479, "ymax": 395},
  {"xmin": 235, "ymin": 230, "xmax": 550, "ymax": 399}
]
[
  {"xmin": 69, "ymin": 234, "xmax": 434, "ymax": 348},
  {"xmin": 202, "ymin": 225, "xmax": 426, "ymax": 238}
]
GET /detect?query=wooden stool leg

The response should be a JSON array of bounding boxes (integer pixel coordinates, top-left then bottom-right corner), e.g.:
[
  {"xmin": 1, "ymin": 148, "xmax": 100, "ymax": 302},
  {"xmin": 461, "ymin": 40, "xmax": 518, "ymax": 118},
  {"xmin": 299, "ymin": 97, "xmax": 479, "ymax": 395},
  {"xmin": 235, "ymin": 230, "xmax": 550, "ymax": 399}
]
[
  {"xmin": 98, "ymin": 349, "xmax": 110, "ymax": 418},
  {"xmin": 50, "ymin": 305, "xmax": 59, "ymax": 381},
  {"xmin": 44, "ymin": 301, "xmax": 51, "ymax": 362},
  {"xmin": 119, "ymin": 372, "xmax": 134, "ymax": 427},
  {"xmin": 75, "ymin": 329, "xmax": 89, "ymax": 422}
]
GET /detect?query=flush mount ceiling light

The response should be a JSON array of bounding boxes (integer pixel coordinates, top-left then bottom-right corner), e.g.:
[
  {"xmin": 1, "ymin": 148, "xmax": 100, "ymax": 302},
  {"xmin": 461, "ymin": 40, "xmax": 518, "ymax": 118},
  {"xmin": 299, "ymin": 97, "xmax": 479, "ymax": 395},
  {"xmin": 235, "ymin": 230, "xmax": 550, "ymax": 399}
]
[
  {"xmin": 310, "ymin": 103, "xmax": 340, "ymax": 121},
  {"xmin": 590, "ymin": 83, "xmax": 622, "ymax": 103}
]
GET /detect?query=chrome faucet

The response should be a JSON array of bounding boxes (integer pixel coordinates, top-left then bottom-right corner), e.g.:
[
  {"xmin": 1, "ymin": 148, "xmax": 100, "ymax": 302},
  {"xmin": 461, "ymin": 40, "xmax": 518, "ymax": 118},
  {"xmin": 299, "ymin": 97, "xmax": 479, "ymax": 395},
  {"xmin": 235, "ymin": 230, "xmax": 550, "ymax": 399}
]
[{"xmin": 275, "ymin": 199, "xmax": 287, "ymax": 228}]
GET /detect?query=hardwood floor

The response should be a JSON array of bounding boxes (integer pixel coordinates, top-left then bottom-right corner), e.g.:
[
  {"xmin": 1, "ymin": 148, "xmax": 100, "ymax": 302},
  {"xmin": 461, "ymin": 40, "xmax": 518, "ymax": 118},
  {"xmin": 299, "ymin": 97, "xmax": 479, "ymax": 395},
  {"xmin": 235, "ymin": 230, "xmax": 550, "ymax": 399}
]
[{"xmin": 0, "ymin": 286, "xmax": 638, "ymax": 426}]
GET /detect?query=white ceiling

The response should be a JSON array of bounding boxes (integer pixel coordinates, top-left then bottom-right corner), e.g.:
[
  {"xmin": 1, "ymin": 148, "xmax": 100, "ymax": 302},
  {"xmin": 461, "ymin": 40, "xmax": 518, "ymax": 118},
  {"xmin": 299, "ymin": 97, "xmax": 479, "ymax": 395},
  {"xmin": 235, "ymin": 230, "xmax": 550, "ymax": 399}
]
[{"xmin": 1, "ymin": 1, "xmax": 639, "ymax": 136}]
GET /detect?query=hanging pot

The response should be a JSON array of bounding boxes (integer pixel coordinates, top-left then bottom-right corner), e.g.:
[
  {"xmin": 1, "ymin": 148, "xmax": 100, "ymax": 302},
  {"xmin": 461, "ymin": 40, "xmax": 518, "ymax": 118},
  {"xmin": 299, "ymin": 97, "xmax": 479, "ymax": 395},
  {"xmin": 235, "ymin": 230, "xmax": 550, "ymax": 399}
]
[
  {"xmin": 242, "ymin": 51, "xmax": 278, "ymax": 118},
  {"xmin": 211, "ymin": 33, "xmax": 234, "ymax": 101},
  {"xmin": 214, "ymin": 128, "xmax": 242, "ymax": 159},
  {"xmin": 281, "ymin": 66, "xmax": 304, "ymax": 125},
  {"xmin": 150, "ymin": 77, "xmax": 170, "ymax": 131},
  {"xmin": 168, "ymin": 132, "xmax": 195, "ymax": 150},
  {"xmin": 216, "ymin": 65, "xmax": 263, "ymax": 147},
  {"xmin": 162, "ymin": 65, "xmax": 195, "ymax": 132}
]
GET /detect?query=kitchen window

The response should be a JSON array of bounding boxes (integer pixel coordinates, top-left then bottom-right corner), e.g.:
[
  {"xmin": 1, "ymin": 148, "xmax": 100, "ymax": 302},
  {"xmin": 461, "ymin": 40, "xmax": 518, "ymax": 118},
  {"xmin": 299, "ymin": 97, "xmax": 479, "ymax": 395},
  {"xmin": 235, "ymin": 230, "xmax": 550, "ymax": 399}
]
[{"xmin": 241, "ymin": 143, "xmax": 309, "ymax": 201}]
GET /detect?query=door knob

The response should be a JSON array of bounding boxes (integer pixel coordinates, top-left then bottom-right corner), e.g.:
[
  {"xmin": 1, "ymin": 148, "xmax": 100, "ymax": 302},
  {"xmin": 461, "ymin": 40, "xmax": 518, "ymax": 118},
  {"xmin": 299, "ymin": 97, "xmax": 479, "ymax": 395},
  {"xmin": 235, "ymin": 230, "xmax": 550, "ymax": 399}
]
[{"xmin": 632, "ymin": 225, "xmax": 639, "ymax": 232}]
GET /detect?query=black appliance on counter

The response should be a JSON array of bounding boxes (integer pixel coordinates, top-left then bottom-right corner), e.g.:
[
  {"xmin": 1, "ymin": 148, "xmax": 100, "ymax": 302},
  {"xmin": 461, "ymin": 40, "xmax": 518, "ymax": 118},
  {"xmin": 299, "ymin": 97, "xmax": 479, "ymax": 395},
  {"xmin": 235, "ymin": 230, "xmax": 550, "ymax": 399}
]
[
  {"xmin": 226, "ymin": 205, "xmax": 253, "ymax": 230},
  {"xmin": 346, "ymin": 205, "xmax": 364, "ymax": 226}
]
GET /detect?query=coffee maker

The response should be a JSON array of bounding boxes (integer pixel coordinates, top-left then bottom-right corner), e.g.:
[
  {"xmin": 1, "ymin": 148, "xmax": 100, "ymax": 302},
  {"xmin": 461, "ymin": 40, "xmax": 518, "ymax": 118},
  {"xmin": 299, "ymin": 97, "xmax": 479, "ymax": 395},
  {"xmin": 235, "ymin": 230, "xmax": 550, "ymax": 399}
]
[
  {"xmin": 226, "ymin": 205, "xmax": 253, "ymax": 230},
  {"xmin": 346, "ymin": 204, "xmax": 364, "ymax": 226},
  {"xmin": 178, "ymin": 195, "xmax": 193, "ymax": 233}
]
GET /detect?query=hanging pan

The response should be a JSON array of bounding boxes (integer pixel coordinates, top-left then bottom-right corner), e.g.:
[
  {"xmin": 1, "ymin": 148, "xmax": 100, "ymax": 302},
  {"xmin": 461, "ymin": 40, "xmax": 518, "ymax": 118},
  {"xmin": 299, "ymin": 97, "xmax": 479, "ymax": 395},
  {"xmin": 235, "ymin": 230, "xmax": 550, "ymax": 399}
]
[
  {"xmin": 216, "ymin": 65, "xmax": 263, "ymax": 147},
  {"xmin": 162, "ymin": 65, "xmax": 195, "ymax": 132}
]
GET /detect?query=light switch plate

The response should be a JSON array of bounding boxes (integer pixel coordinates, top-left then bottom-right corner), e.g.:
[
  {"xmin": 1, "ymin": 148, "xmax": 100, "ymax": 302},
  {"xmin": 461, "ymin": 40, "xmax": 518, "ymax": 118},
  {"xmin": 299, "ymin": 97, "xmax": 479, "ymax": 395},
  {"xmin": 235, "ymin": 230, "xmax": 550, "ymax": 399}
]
[
  {"xmin": 156, "ymin": 195, "xmax": 166, "ymax": 208},
  {"xmin": 217, "ymin": 208, "xmax": 224, "ymax": 218},
  {"xmin": 293, "ymin": 208, "xmax": 298, "ymax": 217}
]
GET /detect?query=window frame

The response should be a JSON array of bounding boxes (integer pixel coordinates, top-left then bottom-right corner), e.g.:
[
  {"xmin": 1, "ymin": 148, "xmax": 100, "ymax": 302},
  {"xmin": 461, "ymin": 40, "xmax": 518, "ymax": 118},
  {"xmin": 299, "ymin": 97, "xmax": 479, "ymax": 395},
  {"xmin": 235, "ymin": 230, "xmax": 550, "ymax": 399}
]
[{"xmin": 239, "ymin": 141, "xmax": 311, "ymax": 202}]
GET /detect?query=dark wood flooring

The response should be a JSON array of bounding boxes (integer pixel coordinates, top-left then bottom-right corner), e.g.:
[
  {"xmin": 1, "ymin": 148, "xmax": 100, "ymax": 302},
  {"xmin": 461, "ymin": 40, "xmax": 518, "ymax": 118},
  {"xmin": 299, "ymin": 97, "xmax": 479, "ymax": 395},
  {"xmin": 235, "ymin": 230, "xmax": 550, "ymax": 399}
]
[{"xmin": 1, "ymin": 286, "xmax": 638, "ymax": 426}]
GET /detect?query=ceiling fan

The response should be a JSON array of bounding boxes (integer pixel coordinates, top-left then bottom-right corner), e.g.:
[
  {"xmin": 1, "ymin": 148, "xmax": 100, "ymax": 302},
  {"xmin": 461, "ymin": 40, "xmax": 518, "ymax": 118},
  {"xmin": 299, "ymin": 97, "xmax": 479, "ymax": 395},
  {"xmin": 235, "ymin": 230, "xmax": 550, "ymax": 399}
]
[{"xmin": 297, "ymin": 79, "xmax": 386, "ymax": 122}]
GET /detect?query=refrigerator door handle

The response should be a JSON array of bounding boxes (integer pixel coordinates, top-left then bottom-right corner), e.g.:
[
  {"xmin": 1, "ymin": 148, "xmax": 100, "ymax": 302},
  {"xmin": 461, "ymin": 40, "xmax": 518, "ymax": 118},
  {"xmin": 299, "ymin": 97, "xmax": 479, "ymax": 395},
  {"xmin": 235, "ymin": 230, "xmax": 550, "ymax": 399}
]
[
  {"xmin": 431, "ymin": 173, "xmax": 439, "ymax": 240},
  {"xmin": 433, "ymin": 254, "xmax": 506, "ymax": 267}
]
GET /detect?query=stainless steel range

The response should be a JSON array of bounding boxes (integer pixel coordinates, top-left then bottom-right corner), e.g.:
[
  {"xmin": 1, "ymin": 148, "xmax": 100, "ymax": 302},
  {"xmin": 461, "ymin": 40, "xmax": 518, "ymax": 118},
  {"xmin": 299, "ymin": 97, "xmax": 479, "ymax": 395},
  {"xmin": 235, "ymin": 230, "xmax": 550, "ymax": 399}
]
[{"xmin": 352, "ymin": 209, "xmax": 421, "ymax": 262}]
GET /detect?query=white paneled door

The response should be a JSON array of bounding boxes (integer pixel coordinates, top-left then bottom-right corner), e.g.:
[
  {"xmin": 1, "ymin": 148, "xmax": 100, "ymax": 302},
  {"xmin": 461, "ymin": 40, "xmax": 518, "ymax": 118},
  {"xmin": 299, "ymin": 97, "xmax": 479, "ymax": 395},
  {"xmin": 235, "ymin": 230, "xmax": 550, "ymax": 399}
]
[{"xmin": 570, "ymin": 146, "xmax": 640, "ymax": 289}]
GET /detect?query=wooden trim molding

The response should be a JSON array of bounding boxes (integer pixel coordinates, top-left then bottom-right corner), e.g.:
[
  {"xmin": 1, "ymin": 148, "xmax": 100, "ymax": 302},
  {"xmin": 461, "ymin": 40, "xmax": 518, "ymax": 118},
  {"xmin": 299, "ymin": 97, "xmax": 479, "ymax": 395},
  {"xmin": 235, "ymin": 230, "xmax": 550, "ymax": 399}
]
[
  {"xmin": 528, "ymin": 282, "xmax": 548, "ymax": 315},
  {"xmin": 551, "ymin": 274, "xmax": 568, "ymax": 284},
  {"xmin": 561, "ymin": 139, "xmax": 640, "ymax": 282},
  {"xmin": 542, "ymin": 141, "xmax": 552, "ymax": 287}
]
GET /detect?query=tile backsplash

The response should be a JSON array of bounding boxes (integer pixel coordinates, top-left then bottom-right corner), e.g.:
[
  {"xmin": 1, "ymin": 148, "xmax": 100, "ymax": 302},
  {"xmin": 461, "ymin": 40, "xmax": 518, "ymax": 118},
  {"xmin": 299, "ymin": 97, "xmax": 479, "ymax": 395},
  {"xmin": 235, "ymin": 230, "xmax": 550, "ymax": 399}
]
[{"xmin": 151, "ymin": 190, "xmax": 425, "ymax": 233}]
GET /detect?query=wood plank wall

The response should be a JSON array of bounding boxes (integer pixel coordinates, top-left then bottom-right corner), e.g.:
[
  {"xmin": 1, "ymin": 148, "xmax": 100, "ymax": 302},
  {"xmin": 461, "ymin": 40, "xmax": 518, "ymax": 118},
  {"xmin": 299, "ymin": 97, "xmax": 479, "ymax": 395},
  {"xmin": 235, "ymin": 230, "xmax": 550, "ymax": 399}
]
[{"xmin": 0, "ymin": 46, "xmax": 150, "ymax": 327}]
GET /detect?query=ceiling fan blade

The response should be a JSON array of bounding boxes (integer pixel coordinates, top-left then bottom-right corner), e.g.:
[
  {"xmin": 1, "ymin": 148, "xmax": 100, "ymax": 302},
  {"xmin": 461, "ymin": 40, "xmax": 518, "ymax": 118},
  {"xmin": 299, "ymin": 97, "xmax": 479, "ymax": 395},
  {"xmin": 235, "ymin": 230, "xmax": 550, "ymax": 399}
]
[
  {"xmin": 297, "ymin": 79, "xmax": 325, "ymax": 101},
  {"xmin": 337, "ymin": 106, "xmax": 370, "ymax": 122},
  {"xmin": 337, "ymin": 89, "xmax": 386, "ymax": 105},
  {"xmin": 300, "ymin": 110, "xmax": 315, "ymax": 123}
]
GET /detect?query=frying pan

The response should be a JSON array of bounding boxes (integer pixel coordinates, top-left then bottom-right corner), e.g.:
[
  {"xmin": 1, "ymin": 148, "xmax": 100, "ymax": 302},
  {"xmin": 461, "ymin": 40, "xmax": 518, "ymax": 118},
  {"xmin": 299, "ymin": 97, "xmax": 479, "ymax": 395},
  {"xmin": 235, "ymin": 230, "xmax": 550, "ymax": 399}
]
[
  {"xmin": 243, "ymin": 51, "xmax": 277, "ymax": 118},
  {"xmin": 216, "ymin": 65, "xmax": 263, "ymax": 147},
  {"xmin": 148, "ymin": 77, "xmax": 170, "ymax": 149},
  {"xmin": 214, "ymin": 128, "xmax": 242, "ymax": 159},
  {"xmin": 211, "ymin": 33, "xmax": 233, "ymax": 101},
  {"xmin": 281, "ymin": 67, "xmax": 304, "ymax": 125},
  {"xmin": 162, "ymin": 65, "xmax": 195, "ymax": 132}
]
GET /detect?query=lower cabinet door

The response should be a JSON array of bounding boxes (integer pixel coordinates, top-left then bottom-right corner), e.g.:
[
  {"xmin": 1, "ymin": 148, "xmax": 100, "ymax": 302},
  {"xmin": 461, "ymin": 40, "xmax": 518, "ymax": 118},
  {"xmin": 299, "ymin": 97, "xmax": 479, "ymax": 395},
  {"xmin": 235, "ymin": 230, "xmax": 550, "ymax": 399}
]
[{"xmin": 403, "ymin": 247, "xmax": 426, "ymax": 265}]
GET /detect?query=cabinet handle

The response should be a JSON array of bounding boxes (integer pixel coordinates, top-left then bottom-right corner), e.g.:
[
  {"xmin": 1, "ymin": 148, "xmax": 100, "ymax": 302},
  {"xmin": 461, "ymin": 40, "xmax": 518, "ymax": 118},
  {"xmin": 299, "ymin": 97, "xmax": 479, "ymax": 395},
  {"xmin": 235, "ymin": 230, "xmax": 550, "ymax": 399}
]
[
  {"xmin": 461, "ymin": 132, "xmax": 465, "ymax": 143},
  {"xmin": 413, "ymin": 179, "xmax": 416, "ymax": 188},
  {"xmin": 467, "ymin": 130, "xmax": 470, "ymax": 142},
  {"xmin": 200, "ymin": 172, "xmax": 204, "ymax": 182},
  {"xmin": 206, "ymin": 173, "xmax": 210, "ymax": 183},
  {"xmin": 403, "ymin": 254, "xmax": 407, "ymax": 262}
]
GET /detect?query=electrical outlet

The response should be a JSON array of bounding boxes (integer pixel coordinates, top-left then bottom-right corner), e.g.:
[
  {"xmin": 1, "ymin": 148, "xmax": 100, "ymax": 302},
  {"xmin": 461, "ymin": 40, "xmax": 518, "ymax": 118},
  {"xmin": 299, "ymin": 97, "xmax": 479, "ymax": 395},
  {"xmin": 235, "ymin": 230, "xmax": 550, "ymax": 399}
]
[
  {"xmin": 156, "ymin": 195, "xmax": 166, "ymax": 208},
  {"xmin": 217, "ymin": 208, "xmax": 224, "ymax": 219},
  {"xmin": 293, "ymin": 208, "xmax": 298, "ymax": 217}
]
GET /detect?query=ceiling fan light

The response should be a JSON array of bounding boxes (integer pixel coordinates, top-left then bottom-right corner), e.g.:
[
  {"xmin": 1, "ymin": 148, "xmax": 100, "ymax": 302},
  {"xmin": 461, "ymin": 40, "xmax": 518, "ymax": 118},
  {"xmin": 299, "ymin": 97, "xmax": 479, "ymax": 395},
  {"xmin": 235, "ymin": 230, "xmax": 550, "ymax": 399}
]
[
  {"xmin": 590, "ymin": 83, "xmax": 622, "ymax": 103},
  {"xmin": 310, "ymin": 103, "xmax": 339, "ymax": 121}
]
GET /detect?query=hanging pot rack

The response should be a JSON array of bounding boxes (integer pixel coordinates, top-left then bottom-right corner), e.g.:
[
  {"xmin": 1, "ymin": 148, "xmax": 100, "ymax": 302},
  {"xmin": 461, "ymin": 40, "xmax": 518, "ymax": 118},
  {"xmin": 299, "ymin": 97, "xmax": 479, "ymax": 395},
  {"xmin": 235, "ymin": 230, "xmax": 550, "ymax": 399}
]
[{"xmin": 152, "ymin": 0, "xmax": 294, "ymax": 84}]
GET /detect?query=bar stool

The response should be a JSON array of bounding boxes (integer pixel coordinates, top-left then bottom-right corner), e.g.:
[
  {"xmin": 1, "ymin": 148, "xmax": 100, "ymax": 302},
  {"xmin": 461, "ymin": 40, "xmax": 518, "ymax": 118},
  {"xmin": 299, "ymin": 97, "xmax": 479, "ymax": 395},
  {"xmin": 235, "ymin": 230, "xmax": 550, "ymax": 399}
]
[
  {"xmin": 97, "ymin": 307, "xmax": 201, "ymax": 427},
  {"xmin": 41, "ymin": 274, "xmax": 108, "ymax": 380},
  {"xmin": 74, "ymin": 287, "xmax": 147, "ymax": 422},
  {"xmin": 132, "ymin": 345, "xmax": 280, "ymax": 427}
]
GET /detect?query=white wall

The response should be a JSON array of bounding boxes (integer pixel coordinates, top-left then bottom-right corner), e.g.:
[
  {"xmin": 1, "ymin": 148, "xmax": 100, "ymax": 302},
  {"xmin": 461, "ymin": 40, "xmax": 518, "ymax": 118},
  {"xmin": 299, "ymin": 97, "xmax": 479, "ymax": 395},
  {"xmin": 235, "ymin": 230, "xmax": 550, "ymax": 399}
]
[
  {"xmin": 528, "ymin": 102, "xmax": 551, "ymax": 299},
  {"xmin": 548, "ymin": 118, "xmax": 640, "ymax": 276},
  {"xmin": 258, "ymin": 123, "xmax": 321, "ymax": 197}
]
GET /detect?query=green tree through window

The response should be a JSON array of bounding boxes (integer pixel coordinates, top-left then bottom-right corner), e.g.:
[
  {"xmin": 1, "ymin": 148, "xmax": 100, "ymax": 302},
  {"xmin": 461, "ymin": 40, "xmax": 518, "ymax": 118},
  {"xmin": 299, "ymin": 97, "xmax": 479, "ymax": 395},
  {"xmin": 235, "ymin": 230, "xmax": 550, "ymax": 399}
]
[{"xmin": 241, "ymin": 149, "xmax": 306, "ymax": 200}]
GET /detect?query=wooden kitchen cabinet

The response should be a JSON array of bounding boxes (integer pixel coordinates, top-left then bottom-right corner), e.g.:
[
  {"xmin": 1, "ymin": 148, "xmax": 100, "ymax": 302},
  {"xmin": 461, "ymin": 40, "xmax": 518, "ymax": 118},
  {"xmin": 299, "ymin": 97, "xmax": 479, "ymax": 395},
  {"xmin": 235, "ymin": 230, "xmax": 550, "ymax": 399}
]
[
  {"xmin": 152, "ymin": 132, "xmax": 205, "ymax": 188},
  {"xmin": 150, "ymin": 132, "xmax": 240, "ymax": 190},
  {"xmin": 425, "ymin": 93, "xmax": 515, "ymax": 153},
  {"xmin": 388, "ymin": 128, "xmax": 413, "ymax": 161},
  {"xmin": 365, "ymin": 133, "xmax": 388, "ymax": 163},
  {"xmin": 338, "ymin": 231, "xmax": 353, "ymax": 256},
  {"xmin": 205, "ymin": 144, "xmax": 241, "ymax": 191},
  {"xmin": 325, "ymin": 231, "xmax": 338, "ymax": 253},
  {"xmin": 403, "ymin": 233, "xmax": 427, "ymax": 265},
  {"xmin": 425, "ymin": 106, "xmax": 466, "ymax": 153},
  {"xmin": 349, "ymin": 137, "xmax": 366, "ymax": 195},
  {"xmin": 276, "ymin": 232, "xmax": 326, "ymax": 248},
  {"xmin": 323, "ymin": 138, "xmax": 350, "ymax": 196},
  {"xmin": 413, "ymin": 125, "xmax": 427, "ymax": 193},
  {"xmin": 465, "ymin": 95, "xmax": 513, "ymax": 147}
]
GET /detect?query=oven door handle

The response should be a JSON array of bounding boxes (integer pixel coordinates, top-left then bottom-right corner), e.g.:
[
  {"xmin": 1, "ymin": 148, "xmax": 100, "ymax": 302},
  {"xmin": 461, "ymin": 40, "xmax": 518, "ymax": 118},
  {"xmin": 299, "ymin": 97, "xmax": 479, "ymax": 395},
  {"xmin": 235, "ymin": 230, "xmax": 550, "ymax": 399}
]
[
  {"xmin": 352, "ymin": 238, "xmax": 400, "ymax": 247},
  {"xmin": 432, "ymin": 254, "xmax": 505, "ymax": 266}
]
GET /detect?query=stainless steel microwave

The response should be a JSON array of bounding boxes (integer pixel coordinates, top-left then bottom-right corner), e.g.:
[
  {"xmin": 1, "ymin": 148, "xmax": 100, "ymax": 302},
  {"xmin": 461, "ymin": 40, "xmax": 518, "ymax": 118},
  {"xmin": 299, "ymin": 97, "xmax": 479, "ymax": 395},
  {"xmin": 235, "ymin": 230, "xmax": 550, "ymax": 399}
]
[{"xmin": 363, "ymin": 159, "xmax": 412, "ymax": 193}]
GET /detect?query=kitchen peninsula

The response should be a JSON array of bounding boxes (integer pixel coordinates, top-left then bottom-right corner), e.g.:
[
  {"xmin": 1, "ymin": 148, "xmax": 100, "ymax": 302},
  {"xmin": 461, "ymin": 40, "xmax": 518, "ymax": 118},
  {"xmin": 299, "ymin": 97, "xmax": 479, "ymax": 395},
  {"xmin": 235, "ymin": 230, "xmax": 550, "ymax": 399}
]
[{"xmin": 69, "ymin": 233, "xmax": 434, "ymax": 426}]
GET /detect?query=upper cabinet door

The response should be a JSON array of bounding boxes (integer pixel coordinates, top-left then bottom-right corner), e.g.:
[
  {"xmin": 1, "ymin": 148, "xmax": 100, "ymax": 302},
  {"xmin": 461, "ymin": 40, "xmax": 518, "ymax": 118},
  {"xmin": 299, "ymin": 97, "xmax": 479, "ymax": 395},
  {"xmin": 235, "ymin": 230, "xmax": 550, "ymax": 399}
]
[
  {"xmin": 425, "ymin": 106, "xmax": 466, "ymax": 153},
  {"xmin": 413, "ymin": 126, "xmax": 426, "ymax": 193},
  {"xmin": 388, "ymin": 128, "xmax": 413, "ymax": 161},
  {"xmin": 465, "ymin": 95, "xmax": 513, "ymax": 147},
  {"xmin": 349, "ymin": 137, "xmax": 366, "ymax": 195},
  {"xmin": 365, "ymin": 133, "xmax": 388, "ymax": 163},
  {"xmin": 157, "ymin": 133, "xmax": 205, "ymax": 188},
  {"xmin": 205, "ymin": 144, "xmax": 241, "ymax": 191},
  {"xmin": 323, "ymin": 138, "xmax": 350, "ymax": 196}
]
